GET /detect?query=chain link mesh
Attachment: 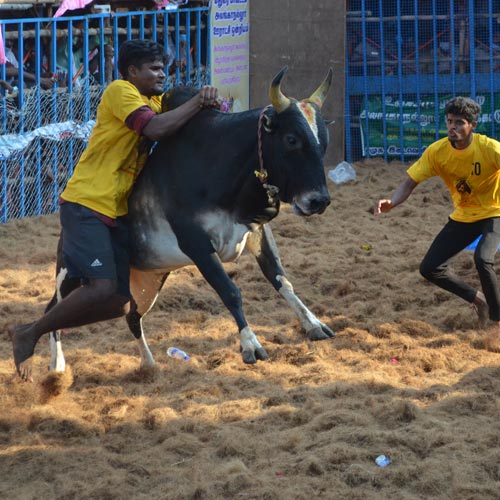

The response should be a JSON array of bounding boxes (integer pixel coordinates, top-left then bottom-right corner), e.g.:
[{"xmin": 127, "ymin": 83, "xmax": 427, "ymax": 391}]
[{"xmin": 1, "ymin": 78, "xmax": 102, "ymax": 221}]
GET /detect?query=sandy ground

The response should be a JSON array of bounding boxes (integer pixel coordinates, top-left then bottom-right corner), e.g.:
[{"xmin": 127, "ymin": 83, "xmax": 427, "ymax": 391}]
[{"xmin": 1, "ymin": 158, "xmax": 500, "ymax": 500}]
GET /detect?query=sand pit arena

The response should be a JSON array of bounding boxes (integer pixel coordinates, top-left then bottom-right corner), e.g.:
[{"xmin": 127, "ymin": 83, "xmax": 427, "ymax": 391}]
[{"xmin": 1, "ymin": 158, "xmax": 500, "ymax": 500}]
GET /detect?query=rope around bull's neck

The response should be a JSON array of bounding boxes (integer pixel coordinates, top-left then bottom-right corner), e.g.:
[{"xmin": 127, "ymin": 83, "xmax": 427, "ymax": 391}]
[{"xmin": 255, "ymin": 105, "xmax": 279, "ymax": 205}]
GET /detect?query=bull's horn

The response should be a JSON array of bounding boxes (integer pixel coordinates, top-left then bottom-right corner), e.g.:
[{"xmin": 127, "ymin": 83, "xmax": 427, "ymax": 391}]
[
  {"xmin": 306, "ymin": 68, "xmax": 333, "ymax": 110},
  {"xmin": 269, "ymin": 66, "xmax": 291, "ymax": 113}
]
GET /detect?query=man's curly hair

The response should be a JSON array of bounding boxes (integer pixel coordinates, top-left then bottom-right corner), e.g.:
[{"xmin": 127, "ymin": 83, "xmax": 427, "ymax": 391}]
[
  {"xmin": 444, "ymin": 96, "xmax": 481, "ymax": 123},
  {"xmin": 117, "ymin": 39, "xmax": 166, "ymax": 78}
]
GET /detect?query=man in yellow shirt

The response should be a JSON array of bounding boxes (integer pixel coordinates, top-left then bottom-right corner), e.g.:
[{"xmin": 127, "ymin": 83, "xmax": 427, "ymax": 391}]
[
  {"xmin": 375, "ymin": 96, "xmax": 500, "ymax": 334},
  {"xmin": 9, "ymin": 39, "xmax": 219, "ymax": 380}
]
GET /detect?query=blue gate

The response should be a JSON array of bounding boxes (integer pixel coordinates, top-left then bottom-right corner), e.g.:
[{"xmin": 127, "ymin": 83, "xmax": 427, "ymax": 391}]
[
  {"xmin": 346, "ymin": 0, "xmax": 500, "ymax": 163},
  {"xmin": 0, "ymin": 6, "xmax": 209, "ymax": 222}
]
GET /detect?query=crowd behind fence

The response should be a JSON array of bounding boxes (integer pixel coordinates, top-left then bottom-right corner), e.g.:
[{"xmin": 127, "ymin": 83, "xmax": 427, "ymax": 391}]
[
  {"xmin": 346, "ymin": 0, "xmax": 500, "ymax": 163},
  {"xmin": 0, "ymin": 5, "xmax": 209, "ymax": 223}
]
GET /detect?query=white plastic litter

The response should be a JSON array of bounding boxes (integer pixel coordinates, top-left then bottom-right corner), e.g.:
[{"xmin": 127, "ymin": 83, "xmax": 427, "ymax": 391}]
[{"xmin": 328, "ymin": 161, "xmax": 357, "ymax": 184}]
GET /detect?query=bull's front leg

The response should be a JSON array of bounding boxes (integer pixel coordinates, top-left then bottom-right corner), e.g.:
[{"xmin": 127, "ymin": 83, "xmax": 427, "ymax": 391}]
[
  {"xmin": 176, "ymin": 226, "xmax": 268, "ymax": 363},
  {"xmin": 247, "ymin": 224, "xmax": 335, "ymax": 341},
  {"xmin": 199, "ymin": 252, "xmax": 268, "ymax": 363}
]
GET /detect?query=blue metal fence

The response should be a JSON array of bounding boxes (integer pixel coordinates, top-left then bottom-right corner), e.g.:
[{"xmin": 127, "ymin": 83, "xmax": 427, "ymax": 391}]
[
  {"xmin": 0, "ymin": 6, "xmax": 209, "ymax": 223},
  {"xmin": 346, "ymin": 0, "xmax": 500, "ymax": 162}
]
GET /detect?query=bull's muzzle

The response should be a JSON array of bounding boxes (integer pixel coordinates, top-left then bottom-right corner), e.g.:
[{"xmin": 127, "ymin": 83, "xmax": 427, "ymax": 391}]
[{"xmin": 292, "ymin": 192, "xmax": 331, "ymax": 216}]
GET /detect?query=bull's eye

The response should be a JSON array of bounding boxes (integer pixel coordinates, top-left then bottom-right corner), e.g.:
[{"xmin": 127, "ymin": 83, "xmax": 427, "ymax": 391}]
[{"xmin": 284, "ymin": 134, "xmax": 300, "ymax": 149}]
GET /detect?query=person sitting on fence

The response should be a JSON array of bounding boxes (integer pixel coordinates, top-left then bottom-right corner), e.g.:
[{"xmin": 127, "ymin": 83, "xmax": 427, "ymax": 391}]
[{"xmin": 8, "ymin": 39, "xmax": 220, "ymax": 381}]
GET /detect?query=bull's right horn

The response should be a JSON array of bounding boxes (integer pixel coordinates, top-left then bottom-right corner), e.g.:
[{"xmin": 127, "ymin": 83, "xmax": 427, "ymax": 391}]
[
  {"xmin": 306, "ymin": 68, "xmax": 333, "ymax": 110},
  {"xmin": 269, "ymin": 66, "xmax": 291, "ymax": 113}
]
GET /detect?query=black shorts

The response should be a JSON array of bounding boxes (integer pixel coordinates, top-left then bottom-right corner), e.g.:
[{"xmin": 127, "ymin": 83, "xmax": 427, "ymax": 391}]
[{"xmin": 59, "ymin": 202, "xmax": 131, "ymax": 298}]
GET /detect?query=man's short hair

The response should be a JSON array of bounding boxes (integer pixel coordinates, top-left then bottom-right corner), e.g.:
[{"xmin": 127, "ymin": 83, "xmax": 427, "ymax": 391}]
[
  {"xmin": 444, "ymin": 96, "xmax": 481, "ymax": 123},
  {"xmin": 118, "ymin": 39, "xmax": 166, "ymax": 78}
]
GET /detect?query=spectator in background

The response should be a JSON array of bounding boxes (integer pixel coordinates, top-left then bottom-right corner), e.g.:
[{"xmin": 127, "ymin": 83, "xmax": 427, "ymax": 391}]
[
  {"xmin": 56, "ymin": 30, "xmax": 114, "ymax": 86},
  {"xmin": 1, "ymin": 38, "xmax": 53, "ymax": 91}
]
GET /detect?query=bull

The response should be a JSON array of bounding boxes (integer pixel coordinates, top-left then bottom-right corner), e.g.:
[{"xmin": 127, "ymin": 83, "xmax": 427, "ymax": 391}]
[{"xmin": 48, "ymin": 66, "xmax": 335, "ymax": 373}]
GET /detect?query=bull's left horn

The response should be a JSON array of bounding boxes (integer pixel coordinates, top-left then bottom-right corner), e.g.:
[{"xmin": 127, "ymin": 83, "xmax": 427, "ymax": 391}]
[
  {"xmin": 269, "ymin": 66, "xmax": 291, "ymax": 113},
  {"xmin": 306, "ymin": 68, "xmax": 333, "ymax": 110}
]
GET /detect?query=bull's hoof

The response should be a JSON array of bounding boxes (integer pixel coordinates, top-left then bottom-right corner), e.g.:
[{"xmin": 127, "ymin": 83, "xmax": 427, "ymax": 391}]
[
  {"xmin": 255, "ymin": 347, "xmax": 269, "ymax": 361},
  {"xmin": 241, "ymin": 347, "xmax": 268, "ymax": 364},
  {"xmin": 307, "ymin": 324, "xmax": 336, "ymax": 341}
]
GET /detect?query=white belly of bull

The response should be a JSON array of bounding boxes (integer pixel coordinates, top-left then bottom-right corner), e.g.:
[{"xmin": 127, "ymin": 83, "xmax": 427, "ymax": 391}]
[{"xmin": 140, "ymin": 210, "xmax": 250, "ymax": 270}]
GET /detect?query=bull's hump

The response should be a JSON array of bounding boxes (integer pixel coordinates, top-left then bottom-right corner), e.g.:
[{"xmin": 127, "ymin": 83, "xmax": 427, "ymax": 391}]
[{"xmin": 199, "ymin": 210, "xmax": 250, "ymax": 262}]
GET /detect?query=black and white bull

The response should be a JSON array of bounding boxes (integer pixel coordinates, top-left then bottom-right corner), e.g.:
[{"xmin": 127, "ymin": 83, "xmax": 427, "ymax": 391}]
[{"xmin": 48, "ymin": 67, "xmax": 335, "ymax": 372}]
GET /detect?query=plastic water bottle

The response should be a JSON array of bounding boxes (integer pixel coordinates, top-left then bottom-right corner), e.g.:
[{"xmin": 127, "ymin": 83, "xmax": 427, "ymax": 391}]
[{"xmin": 167, "ymin": 347, "xmax": 190, "ymax": 361}]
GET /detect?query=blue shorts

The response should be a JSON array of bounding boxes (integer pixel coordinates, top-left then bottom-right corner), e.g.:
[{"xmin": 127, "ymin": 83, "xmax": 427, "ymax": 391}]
[{"xmin": 59, "ymin": 202, "xmax": 131, "ymax": 298}]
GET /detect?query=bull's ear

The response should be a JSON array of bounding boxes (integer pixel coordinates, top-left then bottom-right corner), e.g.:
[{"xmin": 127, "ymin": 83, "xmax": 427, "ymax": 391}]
[{"xmin": 263, "ymin": 113, "xmax": 274, "ymax": 132}]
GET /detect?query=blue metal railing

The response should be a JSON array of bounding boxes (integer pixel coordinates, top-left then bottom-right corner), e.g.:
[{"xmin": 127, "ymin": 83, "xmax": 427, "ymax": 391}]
[{"xmin": 345, "ymin": 0, "xmax": 500, "ymax": 162}]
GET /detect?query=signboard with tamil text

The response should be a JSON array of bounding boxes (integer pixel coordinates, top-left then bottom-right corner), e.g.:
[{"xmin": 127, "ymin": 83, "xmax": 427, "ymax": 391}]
[{"xmin": 210, "ymin": 0, "xmax": 249, "ymax": 112}]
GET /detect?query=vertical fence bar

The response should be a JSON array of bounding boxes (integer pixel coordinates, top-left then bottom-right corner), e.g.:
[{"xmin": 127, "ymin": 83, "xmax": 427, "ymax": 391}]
[
  {"xmin": 174, "ymin": 11, "xmax": 182, "ymax": 85},
  {"xmin": 0, "ymin": 21, "xmax": 8, "ymax": 223},
  {"xmin": 97, "ymin": 15, "xmax": 105, "ymax": 87},
  {"xmin": 17, "ymin": 23, "xmax": 24, "ymax": 124},
  {"xmin": 360, "ymin": 0, "xmax": 369, "ymax": 157},
  {"xmin": 413, "ymin": 0, "xmax": 422, "ymax": 154},
  {"xmin": 151, "ymin": 12, "xmax": 158, "ymax": 42},
  {"xmin": 396, "ymin": 0, "xmax": 405, "ymax": 161},
  {"xmin": 206, "ymin": 6, "xmax": 211, "ymax": 82},
  {"xmin": 345, "ymin": 41, "xmax": 352, "ymax": 163},
  {"xmin": 431, "ymin": 0, "xmax": 440, "ymax": 140},
  {"xmin": 469, "ymin": 0, "xmax": 476, "ymax": 99},
  {"xmin": 488, "ymin": 0, "xmax": 495, "ymax": 137},
  {"xmin": 139, "ymin": 13, "xmax": 145, "ymax": 39},
  {"xmin": 113, "ymin": 15, "xmax": 119, "ymax": 81},
  {"xmin": 378, "ymin": 0, "xmax": 388, "ymax": 162},
  {"xmin": 186, "ymin": 10, "xmax": 191, "ymax": 84},
  {"xmin": 35, "ymin": 22, "xmax": 42, "ymax": 216},
  {"xmin": 450, "ymin": 0, "xmax": 457, "ymax": 96},
  {"xmin": 195, "ymin": 10, "xmax": 201, "ymax": 86},
  {"xmin": 18, "ymin": 23, "xmax": 26, "ymax": 218}
]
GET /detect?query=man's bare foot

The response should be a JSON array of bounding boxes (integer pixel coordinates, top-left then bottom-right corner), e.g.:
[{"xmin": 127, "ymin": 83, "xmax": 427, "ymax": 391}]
[
  {"xmin": 8, "ymin": 323, "xmax": 38, "ymax": 382},
  {"xmin": 472, "ymin": 292, "xmax": 489, "ymax": 329}
]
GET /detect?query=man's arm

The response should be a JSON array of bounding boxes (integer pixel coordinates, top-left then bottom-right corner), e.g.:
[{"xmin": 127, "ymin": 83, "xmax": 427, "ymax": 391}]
[
  {"xmin": 5, "ymin": 65, "xmax": 53, "ymax": 90},
  {"xmin": 374, "ymin": 174, "xmax": 418, "ymax": 215},
  {"xmin": 142, "ymin": 85, "xmax": 218, "ymax": 141}
]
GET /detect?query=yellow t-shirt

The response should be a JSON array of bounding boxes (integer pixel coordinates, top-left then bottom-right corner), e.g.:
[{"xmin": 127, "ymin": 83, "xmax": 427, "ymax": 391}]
[
  {"xmin": 407, "ymin": 134, "xmax": 500, "ymax": 222},
  {"xmin": 61, "ymin": 79, "xmax": 162, "ymax": 218}
]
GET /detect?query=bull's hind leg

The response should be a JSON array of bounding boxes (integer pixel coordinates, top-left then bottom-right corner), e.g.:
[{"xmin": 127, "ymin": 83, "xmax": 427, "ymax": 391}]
[
  {"xmin": 48, "ymin": 264, "xmax": 81, "ymax": 372},
  {"xmin": 127, "ymin": 268, "xmax": 169, "ymax": 368},
  {"xmin": 246, "ymin": 224, "xmax": 335, "ymax": 341}
]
